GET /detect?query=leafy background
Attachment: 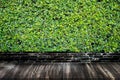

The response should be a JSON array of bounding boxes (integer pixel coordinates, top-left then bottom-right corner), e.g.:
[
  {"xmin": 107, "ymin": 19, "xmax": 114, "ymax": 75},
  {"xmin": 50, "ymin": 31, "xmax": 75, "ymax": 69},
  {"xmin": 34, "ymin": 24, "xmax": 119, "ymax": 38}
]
[{"xmin": 0, "ymin": 0, "xmax": 120, "ymax": 53}]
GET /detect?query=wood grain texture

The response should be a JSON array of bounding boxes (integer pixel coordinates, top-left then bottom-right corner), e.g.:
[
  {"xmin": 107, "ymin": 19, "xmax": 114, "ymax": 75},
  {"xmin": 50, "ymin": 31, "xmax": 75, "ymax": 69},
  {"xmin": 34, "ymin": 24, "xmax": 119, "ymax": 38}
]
[{"xmin": 0, "ymin": 62, "xmax": 120, "ymax": 80}]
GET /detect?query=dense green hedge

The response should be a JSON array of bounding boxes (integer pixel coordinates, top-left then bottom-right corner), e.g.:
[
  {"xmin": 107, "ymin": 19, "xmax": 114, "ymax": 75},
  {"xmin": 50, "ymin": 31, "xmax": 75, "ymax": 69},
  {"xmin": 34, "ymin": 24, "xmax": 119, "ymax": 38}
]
[{"xmin": 0, "ymin": 0, "xmax": 120, "ymax": 53}]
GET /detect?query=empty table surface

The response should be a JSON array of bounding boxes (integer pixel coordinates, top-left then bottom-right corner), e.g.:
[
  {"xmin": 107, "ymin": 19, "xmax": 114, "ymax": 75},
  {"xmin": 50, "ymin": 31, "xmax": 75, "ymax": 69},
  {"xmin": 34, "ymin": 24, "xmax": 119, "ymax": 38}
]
[{"xmin": 0, "ymin": 62, "xmax": 120, "ymax": 80}]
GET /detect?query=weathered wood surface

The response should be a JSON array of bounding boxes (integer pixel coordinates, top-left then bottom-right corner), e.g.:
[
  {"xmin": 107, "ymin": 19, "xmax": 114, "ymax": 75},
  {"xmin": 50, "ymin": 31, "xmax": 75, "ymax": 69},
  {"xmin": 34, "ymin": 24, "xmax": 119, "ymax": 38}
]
[{"xmin": 0, "ymin": 62, "xmax": 120, "ymax": 80}]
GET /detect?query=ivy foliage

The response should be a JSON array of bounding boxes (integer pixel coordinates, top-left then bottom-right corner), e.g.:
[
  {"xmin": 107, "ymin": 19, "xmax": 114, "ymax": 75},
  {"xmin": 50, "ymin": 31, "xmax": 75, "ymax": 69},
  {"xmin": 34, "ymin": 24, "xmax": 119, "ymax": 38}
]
[{"xmin": 0, "ymin": 0, "xmax": 120, "ymax": 53}]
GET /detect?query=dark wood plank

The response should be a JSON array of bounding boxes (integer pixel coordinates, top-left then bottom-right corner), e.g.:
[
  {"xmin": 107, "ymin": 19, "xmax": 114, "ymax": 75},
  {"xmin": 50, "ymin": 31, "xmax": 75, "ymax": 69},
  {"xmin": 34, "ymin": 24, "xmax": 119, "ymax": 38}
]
[{"xmin": 0, "ymin": 62, "xmax": 120, "ymax": 80}]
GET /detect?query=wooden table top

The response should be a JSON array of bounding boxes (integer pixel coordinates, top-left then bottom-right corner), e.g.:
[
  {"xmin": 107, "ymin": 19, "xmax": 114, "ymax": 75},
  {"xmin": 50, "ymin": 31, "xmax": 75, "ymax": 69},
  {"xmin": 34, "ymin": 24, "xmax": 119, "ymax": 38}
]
[{"xmin": 0, "ymin": 62, "xmax": 120, "ymax": 80}]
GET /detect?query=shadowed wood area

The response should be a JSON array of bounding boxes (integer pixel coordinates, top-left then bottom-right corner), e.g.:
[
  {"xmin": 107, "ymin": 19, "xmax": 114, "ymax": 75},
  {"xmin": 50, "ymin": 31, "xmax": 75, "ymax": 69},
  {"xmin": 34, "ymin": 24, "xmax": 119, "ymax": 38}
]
[
  {"xmin": 0, "ymin": 62, "xmax": 120, "ymax": 80},
  {"xmin": 0, "ymin": 53, "xmax": 120, "ymax": 62}
]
